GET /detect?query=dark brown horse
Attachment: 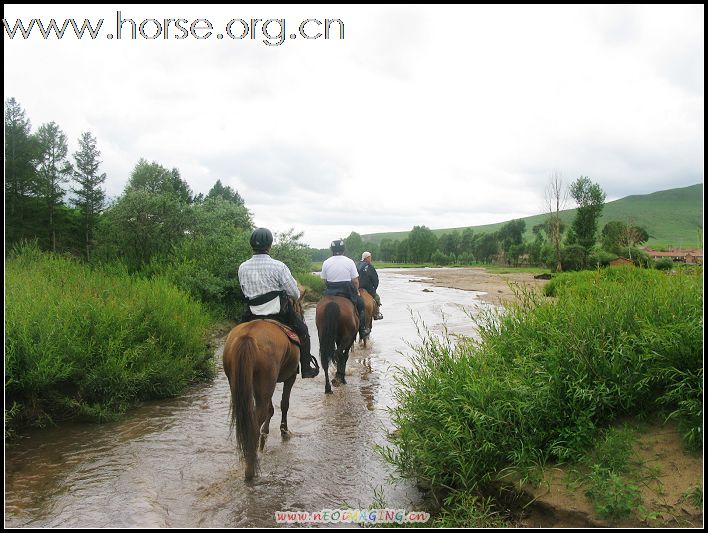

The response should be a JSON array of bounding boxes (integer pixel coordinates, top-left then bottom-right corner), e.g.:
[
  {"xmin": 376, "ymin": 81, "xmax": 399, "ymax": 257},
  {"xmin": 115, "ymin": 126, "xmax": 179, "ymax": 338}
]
[
  {"xmin": 315, "ymin": 295, "xmax": 358, "ymax": 394},
  {"xmin": 222, "ymin": 295, "xmax": 304, "ymax": 480},
  {"xmin": 358, "ymin": 289, "xmax": 376, "ymax": 346}
]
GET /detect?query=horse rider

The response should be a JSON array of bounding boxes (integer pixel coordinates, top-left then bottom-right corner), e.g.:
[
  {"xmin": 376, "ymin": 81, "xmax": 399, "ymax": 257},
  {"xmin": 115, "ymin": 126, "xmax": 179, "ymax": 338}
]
[
  {"xmin": 320, "ymin": 239, "xmax": 371, "ymax": 339},
  {"xmin": 357, "ymin": 251, "xmax": 383, "ymax": 320},
  {"xmin": 238, "ymin": 227, "xmax": 319, "ymax": 378}
]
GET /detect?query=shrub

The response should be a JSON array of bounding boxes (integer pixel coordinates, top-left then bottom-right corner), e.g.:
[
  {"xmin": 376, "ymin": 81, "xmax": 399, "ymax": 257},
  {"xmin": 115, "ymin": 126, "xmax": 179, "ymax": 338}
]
[
  {"xmin": 655, "ymin": 258, "xmax": 674, "ymax": 271},
  {"xmin": 382, "ymin": 267, "xmax": 702, "ymax": 495},
  {"xmin": 5, "ymin": 243, "xmax": 213, "ymax": 432}
]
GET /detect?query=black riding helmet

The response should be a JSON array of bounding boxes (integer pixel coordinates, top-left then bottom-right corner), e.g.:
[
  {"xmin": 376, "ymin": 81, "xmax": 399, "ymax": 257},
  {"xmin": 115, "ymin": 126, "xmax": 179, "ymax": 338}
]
[
  {"xmin": 330, "ymin": 239, "xmax": 345, "ymax": 255},
  {"xmin": 250, "ymin": 227, "xmax": 273, "ymax": 252}
]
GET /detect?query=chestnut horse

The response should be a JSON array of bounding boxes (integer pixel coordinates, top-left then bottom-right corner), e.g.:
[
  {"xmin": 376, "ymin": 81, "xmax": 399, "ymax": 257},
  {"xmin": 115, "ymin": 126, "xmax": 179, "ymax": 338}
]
[
  {"xmin": 222, "ymin": 295, "xmax": 304, "ymax": 480},
  {"xmin": 358, "ymin": 289, "xmax": 376, "ymax": 346},
  {"xmin": 315, "ymin": 295, "xmax": 358, "ymax": 394}
]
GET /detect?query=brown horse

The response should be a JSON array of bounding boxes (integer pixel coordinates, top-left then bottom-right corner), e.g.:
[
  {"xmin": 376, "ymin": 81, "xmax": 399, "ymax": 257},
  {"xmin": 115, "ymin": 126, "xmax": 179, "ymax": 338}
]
[
  {"xmin": 358, "ymin": 289, "xmax": 376, "ymax": 346},
  {"xmin": 315, "ymin": 295, "xmax": 358, "ymax": 394},
  {"xmin": 222, "ymin": 296, "xmax": 304, "ymax": 480}
]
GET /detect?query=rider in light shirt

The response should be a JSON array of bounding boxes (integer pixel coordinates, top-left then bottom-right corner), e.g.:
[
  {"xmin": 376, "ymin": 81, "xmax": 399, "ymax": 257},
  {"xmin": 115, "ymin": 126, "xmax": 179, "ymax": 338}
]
[{"xmin": 320, "ymin": 239, "xmax": 370, "ymax": 340}]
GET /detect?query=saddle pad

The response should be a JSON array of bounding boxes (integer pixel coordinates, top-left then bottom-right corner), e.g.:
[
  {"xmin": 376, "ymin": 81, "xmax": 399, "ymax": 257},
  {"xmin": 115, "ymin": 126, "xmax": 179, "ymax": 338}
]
[{"xmin": 260, "ymin": 319, "xmax": 301, "ymax": 346}]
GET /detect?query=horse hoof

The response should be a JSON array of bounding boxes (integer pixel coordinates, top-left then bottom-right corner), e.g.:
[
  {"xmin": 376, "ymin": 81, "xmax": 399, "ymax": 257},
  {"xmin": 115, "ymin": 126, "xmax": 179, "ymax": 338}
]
[
  {"xmin": 325, "ymin": 386, "xmax": 333, "ymax": 394},
  {"xmin": 281, "ymin": 429, "xmax": 291, "ymax": 439}
]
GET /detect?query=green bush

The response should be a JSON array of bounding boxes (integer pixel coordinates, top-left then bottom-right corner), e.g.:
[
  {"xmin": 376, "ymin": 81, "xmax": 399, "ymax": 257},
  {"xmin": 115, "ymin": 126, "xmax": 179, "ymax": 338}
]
[
  {"xmin": 561, "ymin": 244, "xmax": 587, "ymax": 271},
  {"xmin": 5, "ymin": 243, "xmax": 213, "ymax": 432},
  {"xmin": 654, "ymin": 258, "xmax": 674, "ymax": 271},
  {"xmin": 150, "ymin": 229, "xmax": 252, "ymax": 319},
  {"xmin": 382, "ymin": 267, "xmax": 703, "ymax": 496},
  {"xmin": 587, "ymin": 250, "xmax": 618, "ymax": 268}
]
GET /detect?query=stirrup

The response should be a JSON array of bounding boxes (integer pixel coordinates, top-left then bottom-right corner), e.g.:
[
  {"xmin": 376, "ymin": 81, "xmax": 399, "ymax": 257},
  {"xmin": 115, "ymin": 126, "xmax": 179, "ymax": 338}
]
[{"xmin": 301, "ymin": 355, "xmax": 319, "ymax": 378}]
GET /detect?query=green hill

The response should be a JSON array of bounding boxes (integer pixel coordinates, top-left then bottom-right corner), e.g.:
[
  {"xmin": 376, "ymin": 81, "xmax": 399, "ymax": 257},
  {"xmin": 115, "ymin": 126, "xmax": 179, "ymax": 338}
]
[{"xmin": 363, "ymin": 184, "xmax": 703, "ymax": 250}]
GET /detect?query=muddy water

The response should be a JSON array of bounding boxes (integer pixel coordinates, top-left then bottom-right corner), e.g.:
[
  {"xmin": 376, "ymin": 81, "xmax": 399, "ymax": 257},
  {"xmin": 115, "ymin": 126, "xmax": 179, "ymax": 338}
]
[{"xmin": 5, "ymin": 269, "xmax": 487, "ymax": 528}]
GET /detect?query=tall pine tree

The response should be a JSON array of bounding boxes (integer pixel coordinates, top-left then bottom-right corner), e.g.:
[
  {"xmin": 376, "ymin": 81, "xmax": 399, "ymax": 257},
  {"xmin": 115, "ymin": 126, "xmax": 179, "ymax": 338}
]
[
  {"xmin": 35, "ymin": 122, "xmax": 72, "ymax": 252},
  {"xmin": 5, "ymin": 98, "xmax": 38, "ymax": 238},
  {"xmin": 72, "ymin": 131, "xmax": 106, "ymax": 260}
]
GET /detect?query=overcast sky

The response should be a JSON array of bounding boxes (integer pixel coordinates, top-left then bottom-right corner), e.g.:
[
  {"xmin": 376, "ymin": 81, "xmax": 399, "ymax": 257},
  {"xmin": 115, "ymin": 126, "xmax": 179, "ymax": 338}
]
[{"xmin": 4, "ymin": 4, "xmax": 704, "ymax": 248}]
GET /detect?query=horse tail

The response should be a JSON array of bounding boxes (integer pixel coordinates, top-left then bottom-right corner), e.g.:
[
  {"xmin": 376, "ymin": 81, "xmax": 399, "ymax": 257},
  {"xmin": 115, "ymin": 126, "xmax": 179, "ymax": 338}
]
[
  {"xmin": 229, "ymin": 335, "xmax": 259, "ymax": 476},
  {"xmin": 320, "ymin": 302, "xmax": 340, "ymax": 369}
]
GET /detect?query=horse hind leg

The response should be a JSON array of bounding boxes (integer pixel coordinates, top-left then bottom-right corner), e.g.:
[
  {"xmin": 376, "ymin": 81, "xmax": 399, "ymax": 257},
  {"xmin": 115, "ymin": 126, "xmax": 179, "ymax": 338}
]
[
  {"xmin": 337, "ymin": 345, "xmax": 353, "ymax": 385},
  {"xmin": 258, "ymin": 399, "xmax": 274, "ymax": 452},
  {"xmin": 280, "ymin": 374, "xmax": 296, "ymax": 437},
  {"xmin": 324, "ymin": 364, "xmax": 333, "ymax": 394}
]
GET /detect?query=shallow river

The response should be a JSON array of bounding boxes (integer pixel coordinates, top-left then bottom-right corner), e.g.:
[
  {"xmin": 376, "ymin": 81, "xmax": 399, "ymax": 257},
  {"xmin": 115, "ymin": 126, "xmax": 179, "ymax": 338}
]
[{"xmin": 5, "ymin": 269, "xmax": 489, "ymax": 528}]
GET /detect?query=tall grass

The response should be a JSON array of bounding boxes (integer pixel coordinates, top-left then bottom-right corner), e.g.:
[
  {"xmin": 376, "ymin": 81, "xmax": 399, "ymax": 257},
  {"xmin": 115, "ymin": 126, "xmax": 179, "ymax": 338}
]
[
  {"xmin": 5, "ymin": 243, "xmax": 213, "ymax": 432},
  {"xmin": 381, "ymin": 266, "xmax": 702, "ymax": 514}
]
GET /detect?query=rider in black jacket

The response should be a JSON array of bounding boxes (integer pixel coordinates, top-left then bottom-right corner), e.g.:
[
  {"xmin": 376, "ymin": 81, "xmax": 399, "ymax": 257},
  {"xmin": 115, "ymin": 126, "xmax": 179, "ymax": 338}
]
[{"xmin": 356, "ymin": 252, "xmax": 383, "ymax": 320}]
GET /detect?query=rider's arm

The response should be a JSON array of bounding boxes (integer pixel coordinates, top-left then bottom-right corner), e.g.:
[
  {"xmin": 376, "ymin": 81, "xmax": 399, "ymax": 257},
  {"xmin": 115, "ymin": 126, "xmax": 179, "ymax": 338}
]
[
  {"xmin": 351, "ymin": 276, "xmax": 360, "ymax": 291},
  {"xmin": 280, "ymin": 264, "xmax": 300, "ymax": 300}
]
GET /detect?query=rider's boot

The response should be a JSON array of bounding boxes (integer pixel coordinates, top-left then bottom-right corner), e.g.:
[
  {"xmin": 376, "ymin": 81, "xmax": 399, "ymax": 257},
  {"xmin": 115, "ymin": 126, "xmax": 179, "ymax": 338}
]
[
  {"xmin": 358, "ymin": 309, "xmax": 370, "ymax": 339},
  {"xmin": 299, "ymin": 334, "xmax": 319, "ymax": 378}
]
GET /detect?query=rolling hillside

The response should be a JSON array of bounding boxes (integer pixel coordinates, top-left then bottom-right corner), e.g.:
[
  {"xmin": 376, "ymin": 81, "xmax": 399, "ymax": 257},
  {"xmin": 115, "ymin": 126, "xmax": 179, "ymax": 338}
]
[{"xmin": 362, "ymin": 184, "xmax": 703, "ymax": 250}]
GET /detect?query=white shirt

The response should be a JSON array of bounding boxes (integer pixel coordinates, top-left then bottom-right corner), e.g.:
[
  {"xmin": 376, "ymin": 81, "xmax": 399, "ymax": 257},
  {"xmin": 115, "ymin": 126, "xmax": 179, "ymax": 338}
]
[{"xmin": 320, "ymin": 255, "xmax": 359, "ymax": 283}]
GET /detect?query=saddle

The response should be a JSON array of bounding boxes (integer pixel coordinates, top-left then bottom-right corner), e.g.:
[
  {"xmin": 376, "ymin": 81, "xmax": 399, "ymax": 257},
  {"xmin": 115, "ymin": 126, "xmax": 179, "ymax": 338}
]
[{"xmin": 258, "ymin": 319, "xmax": 301, "ymax": 346}]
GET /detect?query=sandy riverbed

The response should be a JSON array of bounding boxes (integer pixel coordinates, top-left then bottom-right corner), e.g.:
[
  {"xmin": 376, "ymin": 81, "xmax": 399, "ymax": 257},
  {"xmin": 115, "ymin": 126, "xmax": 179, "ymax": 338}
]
[{"xmin": 399, "ymin": 267, "xmax": 549, "ymax": 307}]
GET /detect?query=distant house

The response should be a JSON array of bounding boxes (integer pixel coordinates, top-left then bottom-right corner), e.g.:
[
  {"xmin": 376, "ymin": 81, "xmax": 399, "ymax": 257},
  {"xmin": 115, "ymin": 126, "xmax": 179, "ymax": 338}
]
[
  {"xmin": 642, "ymin": 248, "xmax": 699, "ymax": 263},
  {"xmin": 686, "ymin": 249, "xmax": 703, "ymax": 265},
  {"xmin": 609, "ymin": 257, "xmax": 634, "ymax": 267}
]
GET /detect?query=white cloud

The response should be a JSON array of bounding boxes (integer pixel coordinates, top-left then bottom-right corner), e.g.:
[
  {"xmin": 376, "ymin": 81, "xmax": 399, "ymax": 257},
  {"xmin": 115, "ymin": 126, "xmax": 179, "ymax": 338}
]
[{"xmin": 4, "ymin": 4, "xmax": 703, "ymax": 247}]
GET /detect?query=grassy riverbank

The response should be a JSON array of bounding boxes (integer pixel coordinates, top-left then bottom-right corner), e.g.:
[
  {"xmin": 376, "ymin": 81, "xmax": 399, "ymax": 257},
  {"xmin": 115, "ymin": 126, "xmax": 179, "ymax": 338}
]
[
  {"xmin": 5, "ymin": 244, "xmax": 214, "ymax": 435},
  {"xmin": 381, "ymin": 266, "xmax": 703, "ymax": 526},
  {"xmin": 5, "ymin": 245, "xmax": 327, "ymax": 438}
]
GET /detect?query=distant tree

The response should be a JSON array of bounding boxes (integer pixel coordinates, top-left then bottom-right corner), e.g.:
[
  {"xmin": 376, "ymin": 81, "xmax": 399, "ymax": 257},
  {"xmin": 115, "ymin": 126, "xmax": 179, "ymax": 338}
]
[
  {"xmin": 621, "ymin": 220, "xmax": 649, "ymax": 259},
  {"xmin": 35, "ymin": 122, "xmax": 73, "ymax": 252},
  {"xmin": 461, "ymin": 228, "xmax": 475, "ymax": 255},
  {"xmin": 271, "ymin": 229, "xmax": 314, "ymax": 274},
  {"xmin": 5, "ymin": 98, "xmax": 38, "ymax": 226},
  {"xmin": 344, "ymin": 231, "xmax": 365, "ymax": 261},
  {"xmin": 191, "ymin": 196, "xmax": 253, "ymax": 235},
  {"xmin": 72, "ymin": 132, "xmax": 106, "ymax": 260},
  {"xmin": 396, "ymin": 238, "xmax": 411, "ymax": 263},
  {"xmin": 125, "ymin": 159, "xmax": 192, "ymax": 202},
  {"xmin": 169, "ymin": 168, "xmax": 193, "ymax": 203},
  {"xmin": 601, "ymin": 220, "xmax": 649, "ymax": 258},
  {"xmin": 508, "ymin": 243, "xmax": 526, "ymax": 267},
  {"xmin": 545, "ymin": 172, "xmax": 569, "ymax": 272},
  {"xmin": 476, "ymin": 233, "xmax": 499, "ymax": 263},
  {"xmin": 498, "ymin": 219, "xmax": 526, "ymax": 258},
  {"xmin": 408, "ymin": 225, "xmax": 438, "ymax": 262},
  {"xmin": 205, "ymin": 179, "xmax": 245, "ymax": 205},
  {"xmin": 431, "ymin": 249, "xmax": 450, "ymax": 265},
  {"xmin": 96, "ymin": 190, "xmax": 192, "ymax": 270},
  {"xmin": 561, "ymin": 244, "xmax": 587, "ymax": 271},
  {"xmin": 439, "ymin": 230, "xmax": 461, "ymax": 256},
  {"xmin": 569, "ymin": 176, "xmax": 606, "ymax": 252},
  {"xmin": 379, "ymin": 238, "xmax": 396, "ymax": 262}
]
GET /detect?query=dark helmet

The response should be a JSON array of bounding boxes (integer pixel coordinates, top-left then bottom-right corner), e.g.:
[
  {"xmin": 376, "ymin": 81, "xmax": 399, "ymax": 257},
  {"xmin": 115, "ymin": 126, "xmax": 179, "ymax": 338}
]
[
  {"xmin": 330, "ymin": 239, "xmax": 345, "ymax": 255},
  {"xmin": 250, "ymin": 227, "xmax": 273, "ymax": 252}
]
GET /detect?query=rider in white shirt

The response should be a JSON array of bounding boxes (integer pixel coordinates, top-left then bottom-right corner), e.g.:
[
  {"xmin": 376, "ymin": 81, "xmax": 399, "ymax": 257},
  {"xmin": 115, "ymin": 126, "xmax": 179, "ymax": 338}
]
[{"xmin": 320, "ymin": 239, "xmax": 370, "ymax": 339}]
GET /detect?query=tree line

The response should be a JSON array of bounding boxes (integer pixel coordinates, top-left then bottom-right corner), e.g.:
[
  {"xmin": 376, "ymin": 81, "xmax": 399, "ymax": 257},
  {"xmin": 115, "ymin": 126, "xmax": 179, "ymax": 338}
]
[
  {"xmin": 317, "ymin": 175, "xmax": 651, "ymax": 271},
  {"xmin": 5, "ymin": 97, "xmax": 311, "ymax": 318}
]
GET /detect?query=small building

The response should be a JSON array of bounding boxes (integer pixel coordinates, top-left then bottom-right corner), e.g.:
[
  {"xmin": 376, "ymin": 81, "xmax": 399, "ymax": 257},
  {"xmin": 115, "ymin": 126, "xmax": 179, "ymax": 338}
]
[
  {"xmin": 686, "ymin": 250, "xmax": 703, "ymax": 264},
  {"xmin": 609, "ymin": 257, "xmax": 635, "ymax": 267}
]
